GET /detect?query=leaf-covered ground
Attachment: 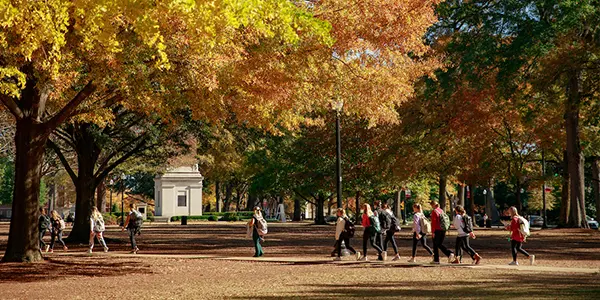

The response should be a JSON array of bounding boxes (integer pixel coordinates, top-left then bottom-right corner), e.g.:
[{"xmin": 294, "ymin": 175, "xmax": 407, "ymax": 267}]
[{"xmin": 0, "ymin": 222, "xmax": 599, "ymax": 299}]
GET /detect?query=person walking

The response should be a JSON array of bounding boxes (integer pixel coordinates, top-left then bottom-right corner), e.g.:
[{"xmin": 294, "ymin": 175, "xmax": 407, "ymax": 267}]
[
  {"xmin": 358, "ymin": 203, "xmax": 383, "ymax": 261},
  {"xmin": 333, "ymin": 208, "xmax": 358, "ymax": 261},
  {"xmin": 407, "ymin": 204, "xmax": 433, "ymax": 262},
  {"xmin": 372, "ymin": 201, "xmax": 387, "ymax": 255},
  {"xmin": 123, "ymin": 203, "xmax": 141, "ymax": 254},
  {"xmin": 506, "ymin": 206, "xmax": 535, "ymax": 265},
  {"xmin": 89, "ymin": 206, "xmax": 108, "ymax": 253},
  {"xmin": 452, "ymin": 205, "xmax": 481, "ymax": 264},
  {"xmin": 49, "ymin": 210, "xmax": 68, "ymax": 253},
  {"xmin": 248, "ymin": 206, "xmax": 266, "ymax": 257},
  {"xmin": 382, "ymin": 203, "xmax": 401, "ymax": 261},
  {"xmin": 430, "ymin": 201, "xmax": 455, "ymax": 264},
  {"xmin": 38, "ymin": 207, "xmax": 51, "ymax": 253}
]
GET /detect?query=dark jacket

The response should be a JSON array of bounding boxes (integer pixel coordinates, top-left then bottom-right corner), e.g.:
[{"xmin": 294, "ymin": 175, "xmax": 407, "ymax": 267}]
[{"xmin": 38, "ymin": 215, "xmax": 51, "ymax": 231}]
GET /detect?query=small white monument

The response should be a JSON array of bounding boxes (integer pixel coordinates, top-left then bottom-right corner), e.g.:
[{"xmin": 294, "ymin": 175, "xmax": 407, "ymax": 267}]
[{"xmin": 154, "ymin": 165, "xmax": 204, "ymax": 219}]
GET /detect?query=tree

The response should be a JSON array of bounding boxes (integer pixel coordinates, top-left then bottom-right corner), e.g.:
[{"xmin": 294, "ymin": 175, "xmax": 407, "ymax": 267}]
[{"xmin": 0, "ymin": 0, "xmax": 331, "ymax": 262}]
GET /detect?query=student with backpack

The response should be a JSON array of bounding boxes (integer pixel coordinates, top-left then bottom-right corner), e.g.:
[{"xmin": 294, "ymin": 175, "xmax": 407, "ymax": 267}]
[
  {"xmin": 506, "ymin": 206, "xmax": 535, "ymax": 265},
  {"xmin": 381, "ymin": 203, "xmax": 401, "ymax": 261},
  {"xmin": 123, "ymin": 203, "xmax": 142, "ymax": 254},
  {"xmin": 248, "ymin": 206, "xmax": 267, "ymax": 257},
  {"xmin": 333, "ymin": 208, "xmax": 358, "ymax": 261},
  {"xmin": 38, "ymin": 207, "xmax": 51, "ymax": 253},
  {"xmin": 430, "ymin": 201, "xmax": 455, "ymax": 264},
  {"xmin": 373, "ymin": 201, "xmax": 388, "ymax": 254},
  {"xmin": 408, "ymin": 204, "xmax": 433, "ymax": 262},
  {"xmin": 89, "ymin": 206, "xmax": 109, "ymax": 253},
  {"xmin": 452, "ymin": 205, "xmax": 481, "ymax": 264},
  {"xmin": 358, "ymin": 203, "xmax": 384, "ymax": 261},
  {"xmin": 49, "ymin": 210, "xmax": 68, "ymax": 253}
]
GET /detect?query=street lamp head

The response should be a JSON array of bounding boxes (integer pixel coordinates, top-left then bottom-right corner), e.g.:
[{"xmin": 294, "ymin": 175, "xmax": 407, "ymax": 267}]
[
  {"xmin": 109, "ymin": 179, "xmax": 114, "ymax": 185},
  {"xmin": 331, "ymin": 98, "xmax": 344, "ymax": 112},
  {"xmin": 483, "ymin": 189, "xmax": 487, "ymax": 195}
]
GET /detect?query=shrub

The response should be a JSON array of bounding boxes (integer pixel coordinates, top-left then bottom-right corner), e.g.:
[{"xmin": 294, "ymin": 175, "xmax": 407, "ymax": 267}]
[
  {"xmin": 207, "ymin": 215, "xmax": 218, "ymax": 221},
  {"xmin": 102, "ymin": 213, "xmax": 117, "ymax": 225},
  {"xmin": 222, "ymin": 212, "xmax": 240, "ymax": 221}
]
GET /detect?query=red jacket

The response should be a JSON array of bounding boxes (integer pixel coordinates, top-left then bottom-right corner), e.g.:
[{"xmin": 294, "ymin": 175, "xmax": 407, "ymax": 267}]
[
  {"xmin": 510, "ymin": 216, "xmax": 525, "ymax": 242},
  {"xmin": 362, "ymin": 214, "xmax": 371, "ymax": 228},
  {"xmin": 431, "ymin": 207, "xmax": 442, "ymax": 231}
]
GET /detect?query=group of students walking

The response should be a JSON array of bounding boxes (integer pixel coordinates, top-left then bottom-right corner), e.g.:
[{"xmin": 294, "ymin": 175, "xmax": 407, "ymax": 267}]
[
  {"xmin": 38, "ymin": 203, "xmax": 144, "ymax": 254},
  {"xmin": 331, "ymin": 201, "xmax": 535, "ymax": 266}
]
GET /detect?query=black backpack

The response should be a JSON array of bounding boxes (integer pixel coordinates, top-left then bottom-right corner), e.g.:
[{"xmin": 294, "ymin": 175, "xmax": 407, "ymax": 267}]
[
  {"xmin": 344, "ymin": 217, "xmax": 355, "ymax": 238},
  {"xmin": 462, "ymin": 215, "xmax": 473, "ymax": 233},
  {"xmin": 378, "ymin": 209, "xmax": 392, "ymax": 232},
  {"xmin": 390, "ymin": 214, "xmax": 401, "ymax": 232}
]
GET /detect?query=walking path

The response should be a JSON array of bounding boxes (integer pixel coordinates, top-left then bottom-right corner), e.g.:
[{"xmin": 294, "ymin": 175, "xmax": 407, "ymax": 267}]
[{"xmin": 52, "ymin": 252, "xmax": 600, "ymax": 274}]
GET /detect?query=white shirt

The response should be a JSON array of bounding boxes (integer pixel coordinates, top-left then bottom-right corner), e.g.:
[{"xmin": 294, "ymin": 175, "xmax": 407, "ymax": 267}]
[
  {"xmin": 335, "ymin": 217, "xmax": 346, "ymax": 240},
  {"xmin": 454, "ymin": 214, "xmax": 468, "ymax": 237}
]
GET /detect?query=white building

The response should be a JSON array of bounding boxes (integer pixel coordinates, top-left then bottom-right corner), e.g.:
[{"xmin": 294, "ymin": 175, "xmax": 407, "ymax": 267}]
[{"xmin": 154, "ymin": 165, "xmax": 204, "ymax": 219}]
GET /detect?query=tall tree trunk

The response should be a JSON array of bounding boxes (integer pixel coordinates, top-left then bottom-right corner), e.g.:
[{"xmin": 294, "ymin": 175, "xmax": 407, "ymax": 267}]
[
  {"xmin": 592, "ymin": 157, "xmax": 600, "ymax": 224},
  {"xmin": 2, "ymin": 119, "xmax": 49, "ymax": 262},
  {"xmin": 355, "ymin": 191, "xmax": 361, "ymax": 225},
  {"xmin": 224, "ymin": 183, "xmax": 233, "ymax": 212},
  {"xmin": 68, "ymin": 153, "xmax": 98, "ymax": 244},
  {"xmin": 458, "ymin": 185, "xmax": 465, "ymax": 207},
  {"xmin": 468, "ymin": 184, "xmax": 475, "ymax": 220},
  {"xmin": 515, "ymin": 179, "xmax": 522, "ymax": 213},
  {"xmin": 559, "ymin": 151, "xmax": 570, "ymax": 226},
  {"xmin": 315, "ymin": 194, "xmax": 325, "ymax": 225},
  {"xmin": 393, "ymin": 190, "xmax": 400, "ymax": 220},
  {"xmin": 566, "ymin": 70, "xmax": 586, "ymax": 228},
  {"xmin": 293, "ymin": 198, "xmax": 301, "ymax": 221},
  {"xmin": 215, "ymin": 181, "xmax": 221, "ymax": 212},
  {"xmin": 96, "ymin": 180, "xmax": 106, "ymax": 213},
  {"xmin": 439, "ymin": 174, "xmax": 447, "ymax": 212},
  {"xmin": 246, "ymin": 193, "xmax": 256, "ymax": 211}
]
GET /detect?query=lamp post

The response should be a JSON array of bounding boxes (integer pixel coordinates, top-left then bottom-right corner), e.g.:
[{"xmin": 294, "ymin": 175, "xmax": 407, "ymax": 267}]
[
  {"xmin": 333, "ymin": 99, "xmax": 344, "ymax": 209},
  {"xmin": 109, "ymin": 179, "xmax": 114, "ymax": 214},
  {"xmin": 542, "ymin": 150, "xmax": 548, "ymax": 229},
  {"xmin": 120, "ymin": 174, "xmax": 126, "ymax": 227}
]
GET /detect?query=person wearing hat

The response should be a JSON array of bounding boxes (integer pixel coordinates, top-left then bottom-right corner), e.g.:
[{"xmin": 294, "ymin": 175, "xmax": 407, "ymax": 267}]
[{"xmin": 430, "ymin": 201, "xmax": 455, "ymax": 264}]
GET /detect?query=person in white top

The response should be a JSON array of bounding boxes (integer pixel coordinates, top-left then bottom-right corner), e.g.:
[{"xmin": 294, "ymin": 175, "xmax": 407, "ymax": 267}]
[
  {"xmin": 333, "ymin": 208, "xmax": 357, "ymax": 261},
  {"xmin": 407, "ymin": 204, "xmax": 433, "ymax": 263},
  {"xmin": 453, "ymin": 205, "xmax": 481, "ymax": 264},
  {"xmin": 89, "ymin": 206, "xmax": 108, "ymax": 253}
]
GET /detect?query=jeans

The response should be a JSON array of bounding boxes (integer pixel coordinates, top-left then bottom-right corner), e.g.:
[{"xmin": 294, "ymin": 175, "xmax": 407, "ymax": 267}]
[
  {"xmin": 89, "ymin": 231, "xmax": 108, "ymax": 250},
  {"xmin": 433, "ymin": 230, "xmax": 453, "ymax": 262},
  {"xmin": 253, "ymin": 228, "xmax": 264, "ymax": 257},
  {"xmin": 412, "ymin": 232, "xmax": 433, "ymax": 257},
  {"xmin": 511, "ymin": 240, "xmax": 529, "ymax": 261},
  {"xmin": 39, "ymin": 229, "xmax": 47, "ymax": 249},
  {"xmin": 455, "ymin": 236, "xmax": 476, "ymax": 260},
  {"xmin": 50, "ymin": 229, "xmax": 66, "ymax": 249},
  {"xmin": 383, "ymin": 230, "xmax": 398, "ymax": 254},
  {"xmin": 362, "ymin": 229, "xmax": 383, "ymax": 257},
  {"xmin": 128, "ymin": 228, "xmax": 137, "ymax": 250},
  {"xmin": 335, "ymin": 233, "xmax": 356, "ymax": 257}
]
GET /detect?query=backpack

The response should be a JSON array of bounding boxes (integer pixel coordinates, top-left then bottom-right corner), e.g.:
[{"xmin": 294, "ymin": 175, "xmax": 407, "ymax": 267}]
[
  {"xmin": 518, "ymin": 216, "xmax": 530, "ymax": 237},
  {"xmin": 94, "ymin": 217, "xmax": 105, "ymax": 232},
  {"xmin": 369, "ymin": 215, "xmax": 381, "ymax": 234},
  {"xmin": 40, "ymin": 215, "xmax": 51, "ymax": 230},
  {"xmin": 133, "ymin": 210, "xmax": 144, "ymax": 228},
  {"xmin": 378, "ymin": 209, "xmax": 392, "ymax": 232},
  {"xmin": 462, "ymin": 215, "xmax": 473, "ymax": 233},
  {"xmin": 255, "ymin": 216, "xmax": 268, "ymax": 236},
  {"xmin": 390, "ymin": 214, "xmax": 401, "ymax": 232},
  {"xmin": 343, "ymin": 217, "xmax": 355, "ymax": 238},
  {"xmin": 59, "ymin": 219, "xmax": 66, "ymax": 230},
  {"xmin": 419, "ymin": 214, "xmax": 432, "ymax": 234},
  {"xmin": 439, "ymin": 210, "xmax": 451, "ymax": 232}
]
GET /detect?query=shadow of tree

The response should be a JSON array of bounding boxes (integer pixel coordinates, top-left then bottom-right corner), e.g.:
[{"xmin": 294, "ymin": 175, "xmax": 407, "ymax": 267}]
[{"xmin": 0, "ymin": 256, "xmax": 153, "ymax": 283}]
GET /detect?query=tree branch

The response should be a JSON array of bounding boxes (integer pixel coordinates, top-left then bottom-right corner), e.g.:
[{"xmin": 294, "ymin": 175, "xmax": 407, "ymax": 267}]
[
  {"xmin": 46, "ymin": 81, "xmax": 96, "ymax": 130},
  {"xmin": 47, "ymin": 139, "xmax": 77, "ymax": 183},
  {"xmin": 0, "ymin": 95, "xmax": 23, "ymax": 119}
]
